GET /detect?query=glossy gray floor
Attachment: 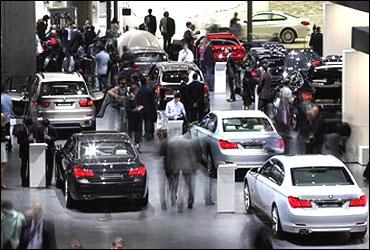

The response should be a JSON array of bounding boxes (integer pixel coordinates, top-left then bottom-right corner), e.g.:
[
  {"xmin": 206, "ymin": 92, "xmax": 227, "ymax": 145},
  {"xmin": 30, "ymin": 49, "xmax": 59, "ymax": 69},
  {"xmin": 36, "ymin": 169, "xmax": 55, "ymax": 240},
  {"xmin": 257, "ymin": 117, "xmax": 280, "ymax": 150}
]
[{"xmin": 2, "ymin": 92, "xmax": 369, "ymax": 249}]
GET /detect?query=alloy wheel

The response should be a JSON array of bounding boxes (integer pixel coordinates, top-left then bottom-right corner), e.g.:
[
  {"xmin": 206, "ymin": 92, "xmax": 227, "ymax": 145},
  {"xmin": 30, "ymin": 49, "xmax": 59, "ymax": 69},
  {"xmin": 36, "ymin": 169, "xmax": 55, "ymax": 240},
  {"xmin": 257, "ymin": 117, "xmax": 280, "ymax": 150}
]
[
  {"xmin": 282, "ymin": 29, "xmax": 295, "ymax": 43},
  {"xmin": 272, "ymin": 207, "xmax": 279, "ymax": 235}
]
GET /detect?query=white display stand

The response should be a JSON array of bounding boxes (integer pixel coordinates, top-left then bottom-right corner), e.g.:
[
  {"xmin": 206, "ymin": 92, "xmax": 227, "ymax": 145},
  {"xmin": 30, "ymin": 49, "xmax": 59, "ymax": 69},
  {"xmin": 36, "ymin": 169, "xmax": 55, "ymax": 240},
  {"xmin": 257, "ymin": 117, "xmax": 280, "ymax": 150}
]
[
  {"xmin": 214, "ymin": 62, "xmax": 227, "ymax": 94},
  {"xmin": 167, "ymin": 120, "xmax": 183, "ymax": 138},
  {"xmin": 29, "ymin": 143, "xmax": 47, "ymax": 188},
  {"xmin": 217, "ymin": 164, "xmax": 237, "ymax": 213}
]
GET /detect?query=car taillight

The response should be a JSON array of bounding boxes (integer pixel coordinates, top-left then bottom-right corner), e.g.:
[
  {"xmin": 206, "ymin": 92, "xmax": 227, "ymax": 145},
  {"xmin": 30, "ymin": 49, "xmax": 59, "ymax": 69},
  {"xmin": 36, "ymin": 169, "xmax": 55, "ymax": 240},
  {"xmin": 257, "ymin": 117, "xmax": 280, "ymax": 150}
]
[
  {"xmin": 33, "ymin": 101, "xmax": 50, "ymax": 107},
  {"xmin": 219, "ymin": 140, "xmax": 238, "ymax": 150},
  {"xmin": 288, "ymin": 196, "xmax": 312, "ymax": 208},
  {"xmin": 203, "ymin": 84, "xmax": 209, "ymax": 95},
  {"xmin": 301, "ymin": 92, "xmax": 313, "ymax": 101},
  {"xmin": 349, "ymin": 195, "xmax": 367, "ymax": 207},
  {"xmin": 128, "ymin": 165, "xmax": 147, "ymax": 177},
  {"xmin": 277, "ymin": 138, "xmax": 285, "ymax": 150},
  {"xmin": 301, "ymin": 21, "xmax": 310, "ymax": 26},
  {"xmin": 73, "ymin": 166, "xmax": 95, "ymax": 179},
  {"xmin": 251, "ymin": 71, "xmax": 257, "ymax": 77},
  {"xmin": 79, "ymin": 98, "xmax": 93, "ymax": 107},
  {"xmin": 311, "ymin": 59, "xmax": 321, "ymax": 68}
]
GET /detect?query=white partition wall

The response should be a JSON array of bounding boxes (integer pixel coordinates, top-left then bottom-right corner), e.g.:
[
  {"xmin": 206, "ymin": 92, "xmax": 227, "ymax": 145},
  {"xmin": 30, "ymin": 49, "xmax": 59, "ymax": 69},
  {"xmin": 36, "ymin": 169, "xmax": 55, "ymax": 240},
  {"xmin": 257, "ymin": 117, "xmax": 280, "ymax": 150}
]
[
  {"xmin": 323, "ymin": 3, "xmax": 369, "ymax": 55},
  {"xmin": 342, "ymin": 49, "xmax": 369, "ymax": 163}
]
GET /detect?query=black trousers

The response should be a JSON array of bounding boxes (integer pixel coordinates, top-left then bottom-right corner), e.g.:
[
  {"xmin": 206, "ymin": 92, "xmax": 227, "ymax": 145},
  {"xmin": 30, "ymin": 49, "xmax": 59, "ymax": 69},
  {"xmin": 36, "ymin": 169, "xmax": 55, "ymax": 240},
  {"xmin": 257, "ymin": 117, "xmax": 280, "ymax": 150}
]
[
  {"xmin": 46, "ymin": 149, "xmax": 55, "ymax": 186},
  {"xmin": 162, "ymin": 34, "xmax": 172, "ymax": 53},
  {"xmin": 188, "ymin": 105, "xmax": 204, "ymax": 123},
  {"xmin": 258, "ymin": 98, "xmax": 269, "ymax": 114},
  {"xmin": 168, "ymin": 172, "xmax": 194, "ymax": 208},
  {"xmin": 20, "ymin": 156, "xmax": 29, "ymax": 187},
  {"xmin": 228, "ymin": 76, "xmax": 235, "ymax": 100},
  {"xmin": 143, "ymin": 113, "xmax": 155, "ymax": 139}
]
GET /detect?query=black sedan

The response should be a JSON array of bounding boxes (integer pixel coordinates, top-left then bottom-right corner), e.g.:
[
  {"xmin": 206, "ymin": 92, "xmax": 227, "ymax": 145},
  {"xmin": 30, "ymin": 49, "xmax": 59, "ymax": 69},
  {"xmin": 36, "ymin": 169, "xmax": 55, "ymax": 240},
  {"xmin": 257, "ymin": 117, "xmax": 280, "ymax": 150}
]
[{"xmin": 55, "ymin": 131, "xmax": 148, "ymax": 209}]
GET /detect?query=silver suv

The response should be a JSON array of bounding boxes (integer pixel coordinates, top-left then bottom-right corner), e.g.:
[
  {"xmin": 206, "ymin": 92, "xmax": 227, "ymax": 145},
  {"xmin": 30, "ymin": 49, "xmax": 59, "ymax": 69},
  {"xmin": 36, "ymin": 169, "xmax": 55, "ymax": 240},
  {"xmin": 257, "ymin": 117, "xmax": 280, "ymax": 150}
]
[{"xmin": 6, "ymin": 72, "xmax": 104, "ymax": 132}]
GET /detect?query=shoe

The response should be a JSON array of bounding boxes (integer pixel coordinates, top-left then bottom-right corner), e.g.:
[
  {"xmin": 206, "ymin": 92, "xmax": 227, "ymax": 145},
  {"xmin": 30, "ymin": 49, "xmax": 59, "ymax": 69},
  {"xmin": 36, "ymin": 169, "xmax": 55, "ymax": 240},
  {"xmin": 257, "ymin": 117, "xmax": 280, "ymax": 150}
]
[
  {"xmin": 188, "ymin": 204, "xmax": 193, "ymax": 209},
  {"xmin": 205, "ymin": 201, "xmax": 215, "ymax": 206},
  {"xmin": 227, "ymin": 98, "xmax": 236, "ymax": 102}
]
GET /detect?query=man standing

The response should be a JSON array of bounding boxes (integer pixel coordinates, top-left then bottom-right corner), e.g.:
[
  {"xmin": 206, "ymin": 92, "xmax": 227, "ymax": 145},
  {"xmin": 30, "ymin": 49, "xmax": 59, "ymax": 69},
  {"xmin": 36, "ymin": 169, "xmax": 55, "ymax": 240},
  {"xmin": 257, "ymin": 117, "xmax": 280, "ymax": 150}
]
[
  {"xmin": 165, "ymin": 92, "xmax": 188, "ymax": 134},
  {"xmin": 14, "ymin": 118, "xmax": 35, "ymax": 187},
  {"xmin": 302, "ymin": 106, "xmax": 324, "ymax": 154},
  {"xmin": 204, "ymin": 43, "xmax": 214, "ymax": 91},
  {"xmin": 226, "ymin": 48, "xmax": 237, "ymax": 102},
  {"xmin": 95, "ymin": 46, "xmax": 111, "ymax": 91},
  {"xmin": 138, "ymin": 77, "xmax": 157, "ymax": 141},
  {"xmin": 183, "ymin": 22, "xmax": 193, "ymax": 52},
  {"xmin": 36, "ymin": 15, "xmax": 49, "ymax": 41},
  {"xmin": 126, "ymin": 85, "xmax": 144, "ymax": 148},
  {"xmin": 159, "ymin": 11, "xmax": 175, "ymax": 53},
  {"xmin": 186, "ymin": 73, "xmax": 204, "ymax": 122},
  {"xmin": 1, "ymin": 85, "xmax": 13, "ymax": 152},
  {"xmin": 257, "ymin": 60, "xmax": 271, "ymax": 114},
  {"xmin": 35, "ymin": 119, "xmax": 57, "ymax": 187},
  {"xmin": 178, "ymin": 40, "xmax": 194, "ymax": 63},
  {"xmin": 312, "ymin": 26, "xmax": 323, "ymax": 57},
  {"xmin": 145, "ymin": 9, "xmax": 157, "ymax": 35}
]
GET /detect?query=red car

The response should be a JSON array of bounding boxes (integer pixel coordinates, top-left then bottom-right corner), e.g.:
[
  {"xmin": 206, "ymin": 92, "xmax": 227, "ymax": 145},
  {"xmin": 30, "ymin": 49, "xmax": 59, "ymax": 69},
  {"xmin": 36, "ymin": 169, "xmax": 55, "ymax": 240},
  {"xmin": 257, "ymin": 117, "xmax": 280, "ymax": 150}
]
[{"xmin": 196, "ymin": 33, "xmax": 246, "ymax": 63}]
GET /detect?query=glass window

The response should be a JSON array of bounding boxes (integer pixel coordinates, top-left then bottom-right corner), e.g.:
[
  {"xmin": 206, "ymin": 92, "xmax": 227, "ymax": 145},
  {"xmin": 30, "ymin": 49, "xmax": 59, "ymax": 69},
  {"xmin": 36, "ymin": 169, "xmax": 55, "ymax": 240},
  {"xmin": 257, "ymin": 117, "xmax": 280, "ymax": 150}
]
[
  {"xmin": 209, "ymin": 40, "xmax": 238, "ymax": 46},
  {"xmin": 269, "ymin": 161, "xmax": 285, "ymax": 185},
  {"xmin": 222, "ymin": 117, "xmax": 273, "ymax": 132},
  {"xmin": 131, "ymin": 53, "xmax": 168, "ymax": 63},
  {"xmin": 162, "ymin": 70, "xmax": 203, "ymax": 83},
  {"xmin": 259, "ymin": 161, "xmax": 273, "ymax": 178},
  {"xmin": 252, "ymin": 14, "xmax": 271, "ymax": 22},
  {"xmin": 291, "ymin": 167, "xmax": 354, "ymax": 186},
  {"xmin": 40, "ymin": 81, "xmax": 88, "ymax": 96},
  {"xmin": 271, "ymin": 14, "xmax": 287, "ymax": 21},
  {"xmin": 207, "ymin": 114, "xmax": 218, "ymax": 132},
  {"xmin": 80, "ymin": 141, "xmax": 136, "ymax": 159}
]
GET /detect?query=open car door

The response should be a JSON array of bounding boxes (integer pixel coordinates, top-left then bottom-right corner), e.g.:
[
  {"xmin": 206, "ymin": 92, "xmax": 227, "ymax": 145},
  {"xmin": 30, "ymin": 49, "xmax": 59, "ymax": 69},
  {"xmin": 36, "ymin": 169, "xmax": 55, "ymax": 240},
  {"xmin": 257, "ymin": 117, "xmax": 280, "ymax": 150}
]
[
  {"xmin": 85, "ymin": 74, "xmax": 105, "ymax": 116},
  {"xmin": 4, "ymin": 75, "xmax": 34, "ymax": 118}
]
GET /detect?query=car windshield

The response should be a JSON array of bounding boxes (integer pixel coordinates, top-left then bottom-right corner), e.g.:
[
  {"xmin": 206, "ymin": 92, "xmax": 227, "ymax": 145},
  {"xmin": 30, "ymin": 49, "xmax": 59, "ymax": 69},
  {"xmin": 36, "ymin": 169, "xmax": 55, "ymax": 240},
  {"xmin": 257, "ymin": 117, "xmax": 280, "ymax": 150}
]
[
  {"xmin": 162, "ymin": 70, "xmax": 202, "ymax": 83},
  {"xmin": 40, "ymin": 81, "xmax": 88, "ymax": 96},
  {"xmin": 311, "ymin": 67, "xmax": 342, "ymax": 84},
  {"xmin": 222, "ymin": 117, "xmax": 273, "ymax": 132},
  {"xmin": 209, "ymin": 39, "xmax": 238, "ymax": 46},
  {"xmin": 284, "ymin": 50, "xmax": 317, "ymax": 72},
  {"xmin": 132, "ymin": 53, "xmax": 168, "ymax": 62},
  {"xmin": 80, "ymin": 141, "xmax": 135, "ymax": 159},
  {"xmin": 291, "ymin": 167, "xmax": 354, "ymax": 186}
]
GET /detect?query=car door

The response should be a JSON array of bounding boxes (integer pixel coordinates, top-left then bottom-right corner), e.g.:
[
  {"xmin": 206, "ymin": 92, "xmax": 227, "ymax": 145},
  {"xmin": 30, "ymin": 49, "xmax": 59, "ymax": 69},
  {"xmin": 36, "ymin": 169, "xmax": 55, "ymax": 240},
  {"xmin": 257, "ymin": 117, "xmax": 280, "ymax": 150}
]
[
  {"xmin": 191, "ymin": 114, "xmax": 210, "ymax": 160},
  {"xmin": 58, "ymin": 136, "xmax": 77, "ymax": 181},
  {"xmin": 270, "ymin": 14, "xmax": 288, "ymax": 38},
  {"xmin": 85, "ymin": 75, "xmax": 105, "ymax": 115},
  {"xmin": 255, "ymin": 160, "xmax": 274, "ymax": 211},
  {"xmin": 262, "ymin": 159, "xmax": 285, "ymax": 213},
  {"xmin": 205, "ymin": 113, "xmax": 219, "ymax": 158},
  {"xmin": 4, "ymin": 75, "xmax": 34, "ymax": 118},
  {"xmin": 252, "ymin": 13, "xmax": 272, "ymax": 40}
]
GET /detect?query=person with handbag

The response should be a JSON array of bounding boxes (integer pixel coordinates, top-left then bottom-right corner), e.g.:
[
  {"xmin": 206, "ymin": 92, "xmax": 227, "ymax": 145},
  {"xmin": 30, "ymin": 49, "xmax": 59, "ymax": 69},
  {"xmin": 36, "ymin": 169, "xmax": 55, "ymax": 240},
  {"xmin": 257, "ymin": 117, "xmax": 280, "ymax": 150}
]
[{"xmin": 1, "ymin": 200, "xmax": 26, "ymax": 249}]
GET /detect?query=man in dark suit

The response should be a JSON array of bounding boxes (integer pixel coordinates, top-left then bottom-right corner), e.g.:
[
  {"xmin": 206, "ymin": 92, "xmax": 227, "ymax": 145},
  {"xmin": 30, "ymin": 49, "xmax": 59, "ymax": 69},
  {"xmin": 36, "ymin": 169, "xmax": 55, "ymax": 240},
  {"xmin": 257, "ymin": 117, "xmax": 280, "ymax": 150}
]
[
  {"xmin": 20, "ymin": 201, "xmax": 57, "ymax": 249},
  {"xmin": 35, "ymin": 119, "xmax": 57, "ymax": 187},
  {"xmin": 183, "ymin": 21, "xmax": 193, "ymax": 52},
  {"xmin": 159, "ymin": 11, "xmax": 176, "ymax": 53},
  {"xmin": 13, "ymin": 118, "xmax": 35, "ymax": 187},
  {"xmin": 186, "ymin": 73, "xmax": 204, "ymax": 122},
  {"xmin": 138, "ymin": 77, "xmax": 157, "ymax": 141},
  {"xmin": 257, "ymin": 60, "xmax": 271, "ymax": 114},
  {"xmin": 226, "ymin": 48, "xmax": 237, "ymax": 102},
  {"xmin": 126, "ymin": 84, "xmax": 144, "ymax": 147},
  {"xmin": 145, "ymin": 9, "xmax": 157, "ymax": 35}
]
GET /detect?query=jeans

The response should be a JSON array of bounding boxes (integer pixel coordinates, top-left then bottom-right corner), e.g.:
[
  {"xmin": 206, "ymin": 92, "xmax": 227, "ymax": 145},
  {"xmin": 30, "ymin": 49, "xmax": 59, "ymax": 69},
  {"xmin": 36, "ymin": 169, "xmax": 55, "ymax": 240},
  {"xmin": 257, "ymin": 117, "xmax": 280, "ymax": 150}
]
[
  {"xmin": 98, "ymin": 74, "xmax": 108, "ymax": 91},
  {"xmin": 168, "ymin": 171, "xmax": 195, "ymax": 210}
]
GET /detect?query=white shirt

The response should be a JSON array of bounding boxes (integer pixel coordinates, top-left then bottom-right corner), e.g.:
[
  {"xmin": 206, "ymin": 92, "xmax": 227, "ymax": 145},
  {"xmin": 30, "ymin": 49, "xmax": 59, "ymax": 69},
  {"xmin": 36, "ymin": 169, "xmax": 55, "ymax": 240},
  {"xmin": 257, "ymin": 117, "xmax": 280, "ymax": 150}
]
[
  {"xmin": 280, "ymin": 86, "xmax": 293, "ymax": 103},
  {"xmin": 178, "ymin": 48, "xmax": 194, "ymax": 62},
  {"xmin": 95, "ymin": 50, "xmax": 110, "ymax": 75},
  {"xmin": 165, "ymin": 99, "xmax": 186, "ymax": 120}
]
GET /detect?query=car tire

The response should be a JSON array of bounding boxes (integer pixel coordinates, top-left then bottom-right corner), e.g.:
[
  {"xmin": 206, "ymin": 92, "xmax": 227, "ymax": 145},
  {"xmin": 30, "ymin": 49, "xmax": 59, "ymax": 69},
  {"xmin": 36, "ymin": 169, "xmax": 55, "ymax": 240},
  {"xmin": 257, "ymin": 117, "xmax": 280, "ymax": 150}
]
[
  {"xmin": 280, "ymin": 28, "xmax": 296, "ymax": 44},
  {"xmin": 65, "ymin": 179, "xmax": 76, "ymax": 209},
  {"xmin": 271, "ymin": 205, "xmax": 284, "ymax": 239},
  {"xmin": 244, "ymin": 181, "xmax": 253, "ymax": 214},
  {"xmin": 206, "ymin": 151, "xmax": 217, "ymax": 178}
]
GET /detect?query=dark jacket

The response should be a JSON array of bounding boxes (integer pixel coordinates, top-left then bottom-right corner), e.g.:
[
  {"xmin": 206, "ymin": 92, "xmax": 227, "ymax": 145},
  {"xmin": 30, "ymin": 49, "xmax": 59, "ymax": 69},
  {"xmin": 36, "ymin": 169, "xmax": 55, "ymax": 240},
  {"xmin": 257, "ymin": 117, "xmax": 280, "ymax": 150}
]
[
  {"xmin": 301, "ymin": 115, "xmax": 325, "ymax": 146},
  {"xmin": 167, "ymin": 17, "xmax": 176, "ymax": 37},
  {"xmin": 203, "ymin": 44, "xmax": 214, "ymax": 67},
  {"xmin": 14, "ymin": 124, "xmax": 35, "ymax": 159},
  {"xmin": 20, "ymin": 218, "xmax": 57, "ymax": 249},
  {"xmin": 145, "ymin": 14, "xmax": 157, "ymax": 35},
  {"xmin": 45, "ymin": 58, "xmax": 60, "ymax": 72},
  {"xmin": 138, "ymin": 85, "xmax": 157, "ymax": 119},
  {"xmin": 125, "ymin": 94, "xmax": 143, "ymax": 131},
  {"xmin": 257, "ymin": 68, "xmax": 271, "ymax": 100},
  {"xmin": 187, "ymin": 80, "xmax": 204, "ymax": 108},
  {"xmin": 183, "ymin": 30, "xmax": 193, "ymax": 50},
  {"xmin": 35, "ymin": 125, "xmax": 57, "ymax": 150},
  {"xmin": 226, "ymin": 54, "xmax": 237, "ymax": 78},
  {"xmin": 311, "ymin": 32, "xmax": 323, "ymax": 56}
]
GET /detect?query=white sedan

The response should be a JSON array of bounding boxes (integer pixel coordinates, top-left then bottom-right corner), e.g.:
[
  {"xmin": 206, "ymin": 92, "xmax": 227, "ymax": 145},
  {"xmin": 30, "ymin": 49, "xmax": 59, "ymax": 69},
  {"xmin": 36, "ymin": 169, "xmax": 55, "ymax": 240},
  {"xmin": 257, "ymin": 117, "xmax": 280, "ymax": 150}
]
[
  {"xmin": 240, "ymin": 11, "xmax": 311, "ymax": 43},
  {"xmin": 244, "ymin": 154, "xmax": 368, "ymax": 239}
]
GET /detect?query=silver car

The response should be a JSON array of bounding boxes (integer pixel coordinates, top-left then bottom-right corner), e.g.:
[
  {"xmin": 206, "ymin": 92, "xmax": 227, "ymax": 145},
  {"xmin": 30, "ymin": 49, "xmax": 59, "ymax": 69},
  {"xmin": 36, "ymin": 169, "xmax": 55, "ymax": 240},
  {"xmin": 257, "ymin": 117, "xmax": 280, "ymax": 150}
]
[
  {"xmin": 244, "ymin": 155, "xmax": 368, "ymax": 239},
  {"xmin": 240, "ymin": 11, "xmax": 311, "ymax": 43},
  {"xmin": 189, "ymin": 110, "xmax": 284, "ymax": 177},
  {"xmin": 9, "ymin": 72, "xmax": 104, "ymax": 132}
]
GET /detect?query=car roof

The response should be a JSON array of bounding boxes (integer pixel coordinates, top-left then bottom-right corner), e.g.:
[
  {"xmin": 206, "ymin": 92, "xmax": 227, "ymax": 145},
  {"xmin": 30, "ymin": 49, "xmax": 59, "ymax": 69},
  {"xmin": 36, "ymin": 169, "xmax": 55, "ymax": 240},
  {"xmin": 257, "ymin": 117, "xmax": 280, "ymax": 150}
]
[
  {"xmin": 127, "ymin": 47, "xmax": 165, "ymax": 54},
  {"xmin": 272, "ymin": 154, "xmax": 346, "ymax": 169},
  {"xmin": 156, "ymin": 61, "xmax": 199, "ymax": 71},
  {"xmin": 211, "ymin": 110, "xmax": 270, "ymax": 119},
  {"xmin": 36, "ymin": 72, "xmax": 85, "ymax": 82},
  {"xmin": 75, "ymin": 131, "xmax": 131, "ymax": 142},
  {"xmin": 254, "ymin": 11, "xmax": 286, "ymax": 15}
]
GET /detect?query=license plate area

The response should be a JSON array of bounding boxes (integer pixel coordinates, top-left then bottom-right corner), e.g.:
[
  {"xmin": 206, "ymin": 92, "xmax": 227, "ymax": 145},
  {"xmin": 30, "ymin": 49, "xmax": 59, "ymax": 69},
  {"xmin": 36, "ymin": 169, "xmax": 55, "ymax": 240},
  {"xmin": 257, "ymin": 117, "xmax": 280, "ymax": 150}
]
[
  {"xmin": 100, "ymin": 174, "xmax": 123, "ymax": 180},
  {"xmin": 242, "ymin": 144, "xmax": 263, "ymax": 149},
  {"xmin": 315, "ymin": 200, "xmax": 343, "ymax": 208},
  {"xmin": 56, "ymin": 102, "xmax": 73, "ymax": 106}
]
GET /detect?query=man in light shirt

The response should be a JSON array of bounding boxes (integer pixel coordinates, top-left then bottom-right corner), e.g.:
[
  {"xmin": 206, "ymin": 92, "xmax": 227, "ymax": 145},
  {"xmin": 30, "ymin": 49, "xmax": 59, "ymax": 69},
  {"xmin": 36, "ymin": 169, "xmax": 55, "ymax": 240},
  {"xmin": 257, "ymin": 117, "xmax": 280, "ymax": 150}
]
[
  {"xmin": 95, "ymin": 46, "xmax": 111, "ymax": 91},
  {"xmin": 165, "ymin": 92, "xmax": 188, "ymax": 134},
  {"xmin": 178, "ymin": 40, "xmax": 194, "ymax": 63}
]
